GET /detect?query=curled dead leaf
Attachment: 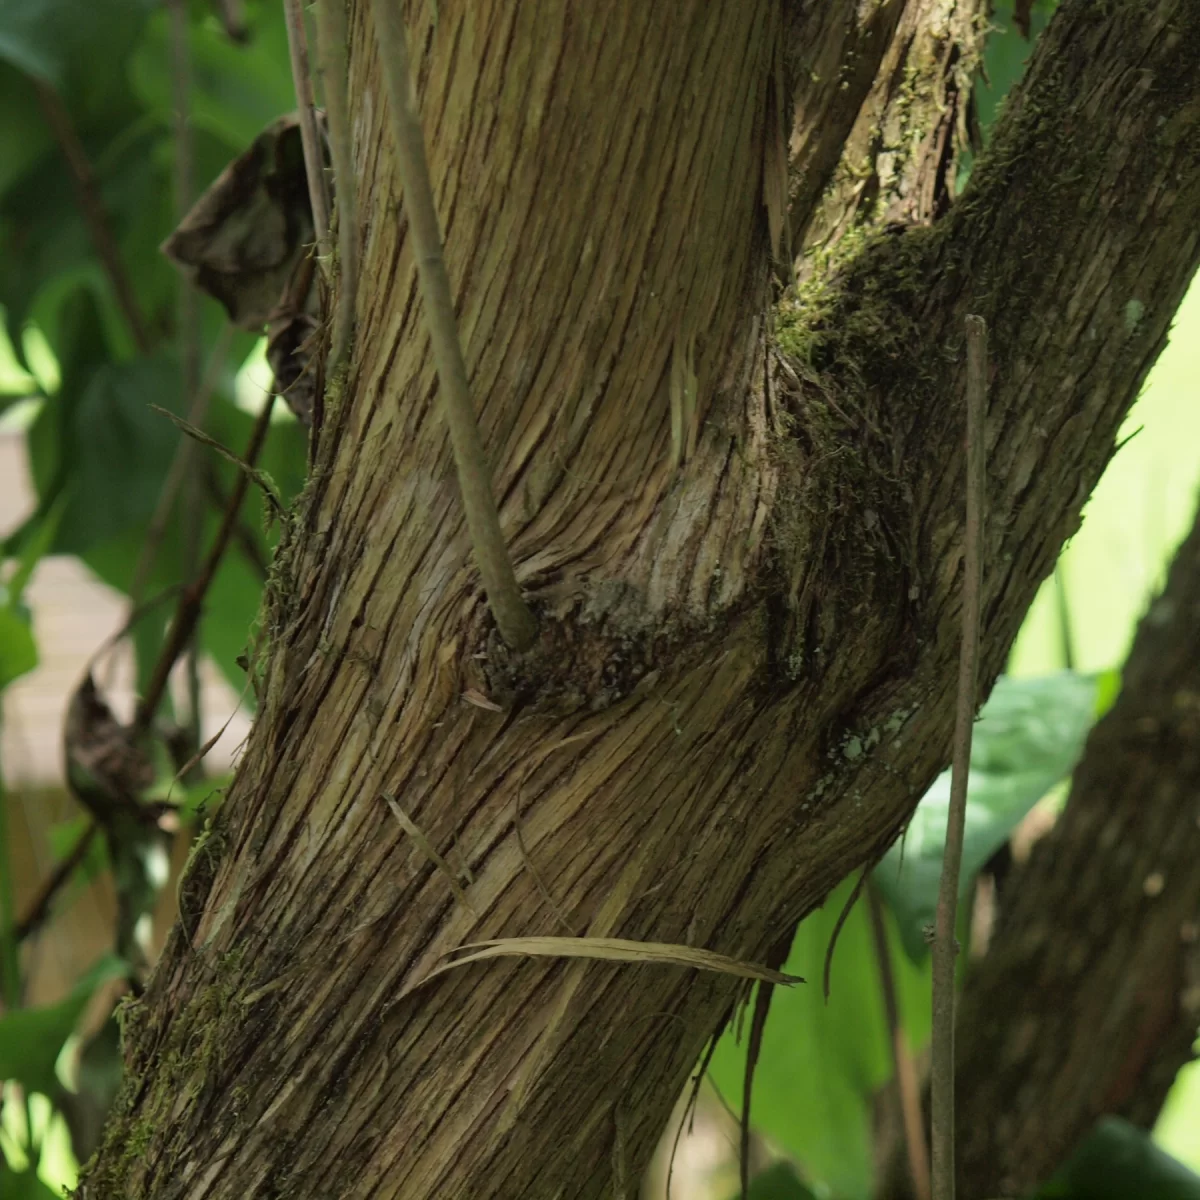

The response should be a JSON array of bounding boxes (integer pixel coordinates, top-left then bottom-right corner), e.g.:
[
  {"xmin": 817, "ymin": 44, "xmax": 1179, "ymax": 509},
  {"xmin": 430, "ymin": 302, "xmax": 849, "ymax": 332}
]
[
  {"xmin": 162, "ymin": 114, "xmax": 329, "ymax": 425},
  {"xmin": 63, "ymin": 673, "xmax": 155, "ymax": 822}
]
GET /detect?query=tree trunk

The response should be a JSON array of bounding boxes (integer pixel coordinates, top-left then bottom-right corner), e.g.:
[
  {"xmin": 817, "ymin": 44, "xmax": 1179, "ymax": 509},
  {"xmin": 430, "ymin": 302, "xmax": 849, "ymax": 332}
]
[{"xmin": 79, "ymin": 1, "xmax": 1200, "ymax": 1197}]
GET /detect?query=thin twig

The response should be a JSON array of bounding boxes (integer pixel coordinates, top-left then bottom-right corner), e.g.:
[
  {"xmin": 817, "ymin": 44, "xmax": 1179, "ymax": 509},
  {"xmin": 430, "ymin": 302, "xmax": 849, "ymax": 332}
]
[
  {"xmin": 869, "ymin": 884, "xmax": 931, "ymax": 1200},
  {"xmin": 740, "ymin": 981, "xmax": 776, "ymax": 1199},
  {"xmin": 152, "ymin": 407, "xmax": 283, "ymax": 513},
  {"xmin": 128, "ymin": 325, "xmax": 235, "ymax": 607},
  {"xmin": 201, "ymin": 465, "xmax": 271, "ymax": 579},
  {"xmin": 15, "ymin": 824, "xmax": 99, "ymax": 942},
  {"xmin": 930, "ymin": 314, "xmax": 987, "ymax": 1200},
  {"xmin": 823, "ymin": 865, "xmax": 869, "ymax": 1001},
  {"xmin": 369, "ymin": 0, "xmax": 537, "ymax": 650},
  {"xmin": 168, "ymin": 0, "xmax": 204, "ymax": 758},
  {"xmin": 134, "ymin": 394, "xmax": 277, "ymax": 732},
  {"xmin": 284, "ymin": 0, "xmax": 332, "ymax": 258},
  {"xmin": 314, "ymin": 0, "xmax": 359, "ymax": 372},
  {"xmin": 1054, "ymin": 563, "xmax": 1075, "ymax": 671},
  {"xmin": 34, "ymin": 83, "xmax": 152, "ymax": 353}
]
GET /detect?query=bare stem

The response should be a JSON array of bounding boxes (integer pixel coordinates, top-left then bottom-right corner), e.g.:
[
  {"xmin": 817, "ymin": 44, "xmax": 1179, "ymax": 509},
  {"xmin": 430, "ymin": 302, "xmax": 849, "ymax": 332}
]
[
  {"xmin": 314, "ymin": 0, "xmax": 359, "ymax": 373},
  {"xmin": 134, "ymin": 395, "xmax": 277, "ymax": 733},
  {"xmin": 34, "ymin": 83, "xmax": 152, "ymax": 354},
  {"xmin": 930, "ymin": 314, "xmax": 987, "ymax": 1200},
  {"xmin": 869, "ymin": 884, "xmax": 931, "ymax": 1200},
  {"xmin": 168, "ymin": 0, "xmax": 204, "ymax": 756},
  {"xmin": 128, "ymin": 326, "xmax": 234, "ymax": 609},
  {"xmin": 16, "ymin": 823, "xmax": 99, "ymax": 943},
  {"xmin": 369, "ymin": 0, "xmax": 537, "ymax": 650},
  {"xmin": 284, "ymin": 0, "xmax": 332, "ymax": 259}
]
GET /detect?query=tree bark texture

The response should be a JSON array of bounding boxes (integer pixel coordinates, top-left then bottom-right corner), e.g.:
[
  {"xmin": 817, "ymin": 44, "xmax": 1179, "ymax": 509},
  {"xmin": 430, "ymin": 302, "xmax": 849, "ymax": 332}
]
[
  {"xmin": 79, "ymin": 1, "xmax": 1200, "ymax": 1197},
  {"xmin": 944, "ymin": 502, "xmax": 1200, "ymax": 1197}
]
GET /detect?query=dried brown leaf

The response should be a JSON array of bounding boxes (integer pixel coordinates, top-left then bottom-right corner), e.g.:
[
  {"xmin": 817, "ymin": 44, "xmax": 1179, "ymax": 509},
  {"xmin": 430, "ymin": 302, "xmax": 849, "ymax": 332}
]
[{"xmin": 401, "ymin": 936, "xmax": 804, "ymax": 999}]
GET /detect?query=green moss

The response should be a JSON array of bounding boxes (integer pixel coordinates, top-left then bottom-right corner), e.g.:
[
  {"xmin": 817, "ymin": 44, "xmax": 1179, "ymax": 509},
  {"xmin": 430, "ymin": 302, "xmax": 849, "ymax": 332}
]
[
  {"xmin": 79, "ymin": 947, "xmax": 251, "ymax": 1198},
  {"xmin": 769, "ymin": 221, "xmax": 946, "ymax": 649}
]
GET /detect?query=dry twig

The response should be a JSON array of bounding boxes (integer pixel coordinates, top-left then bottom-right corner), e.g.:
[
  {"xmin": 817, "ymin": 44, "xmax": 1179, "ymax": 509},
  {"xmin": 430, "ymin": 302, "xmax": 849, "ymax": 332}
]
[{"xmin": 930, "ymin": 314, "xmax": 988, "ymax": 1200}]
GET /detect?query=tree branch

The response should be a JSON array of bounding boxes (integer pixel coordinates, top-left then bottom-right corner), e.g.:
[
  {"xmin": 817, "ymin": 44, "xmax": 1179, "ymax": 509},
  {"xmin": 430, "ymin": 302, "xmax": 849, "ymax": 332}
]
[
  {"xmin": 15, "ymin": 823, "xmax": 99, "ymax": 943},
  {"xmin": 34, "ymin": 83, "xmax": 153, "ymax": 354},
  {"xmin": 77, "ymin": 2, "xmax": 1200, "ymax": 1197}
]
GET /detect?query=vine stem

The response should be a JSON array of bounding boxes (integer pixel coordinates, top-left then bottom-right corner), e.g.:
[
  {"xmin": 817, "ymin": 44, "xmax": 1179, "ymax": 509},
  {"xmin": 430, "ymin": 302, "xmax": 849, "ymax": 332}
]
[
  {"xmin": 869, "ymin": 884, "xmax": 930, "ymax": 1200},
  {"xmin": 134, "ymin": 395, "xmax": 277, "ymax": 733},
  {"xmin": 930, "ymin": 313, "xmax": 987, "ymax": 1200},
  {"xmin": 33, "ymin": 83, "xmax": 152, "ymax": 354},
  {"xmin": 284, "ymin": 0, "xmax": 332, "ymax": 259},
  {"xmin": 167, "ymin": 0, "xmax": 204, "ymax": 756},
  {"xmin": 313, "ymin": 0, "xmax": 359, "ymax": 374},
  {"xmin": 369, "ymin": 0, "xmax": 537, "ymax": 650}
]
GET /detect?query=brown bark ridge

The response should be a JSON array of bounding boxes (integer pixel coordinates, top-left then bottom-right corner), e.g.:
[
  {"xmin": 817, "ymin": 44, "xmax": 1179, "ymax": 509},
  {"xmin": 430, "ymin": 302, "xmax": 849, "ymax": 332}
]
[
  {"xmin": 944, "ymin": 502, "xmax": 1200, "ymax": 1197},
  {"xmin": 79, "ymin": 1, "xmax": 1200, "ymax": 1197},
  {"xmin": 792, "ymin": 0, "xmax": 985, "ymax": 257}
]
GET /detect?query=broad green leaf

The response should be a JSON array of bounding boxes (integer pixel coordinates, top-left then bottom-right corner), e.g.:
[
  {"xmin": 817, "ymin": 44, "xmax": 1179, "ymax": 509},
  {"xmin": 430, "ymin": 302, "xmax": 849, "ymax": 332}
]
[
  {"xmin": 1093, "ymin": 667, "xmax": 1121, "ymax": 719},
  {"xmin": 0, "ymin": 605, "xmax": 37, "ymax": 690},
  {"xmin": 975, "ymin": 1, "xmax": 1058, "ymax": 134},
  {"xmin": 4, "ymin": 492, "xmax": 66, "ymax": 606},
  {"xmin": 0, "ymin": 0, "xmax": 152, "ymax": 100},
  {"xmin": 709, "ymin": 878, "xmax": 931, "ymax": 1200},
  {"xmin": 874, "ymin": 671, "xmax": 1097, "ymax": 962},
  {"xmin": 0, "ymin": 1162, "xmax": 60, "ymax": 1200},
  {"xmin": 46, "ymin": 817, "xmax": 107, "ymax": 892},
  {"xmin": 728, "ymin": 1161, "xmax": 820, "ymax": 1200},
  {"xmin": 130, "ymin": 6, "xmax": 293, "ymax": 150},
  {"xmin": 0, "ymin": 955, "xmax": 125, "ymax": 1099},
  {"xmin": 0, "ymin": 65, "xmax": 51, "ymax": 196},
  {"xmin": 1036, "ymin": 1117, "xmax": 1200, "ymax": 1199},
  {"xmin": 53, "ymin": 356, "xmax": 183, "ymax": 554}
]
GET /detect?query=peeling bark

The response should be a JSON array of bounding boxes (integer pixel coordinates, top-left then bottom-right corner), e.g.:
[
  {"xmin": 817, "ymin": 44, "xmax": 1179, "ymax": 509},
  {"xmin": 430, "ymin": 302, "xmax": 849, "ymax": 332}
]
[{"xmin": 78, "ymin": 1, "xmax": 1200, "ymax": 1198}]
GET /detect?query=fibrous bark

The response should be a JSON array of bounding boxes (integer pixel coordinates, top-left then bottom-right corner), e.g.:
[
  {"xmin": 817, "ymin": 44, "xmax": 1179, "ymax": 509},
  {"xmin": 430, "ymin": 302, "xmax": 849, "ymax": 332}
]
[
  {"xmin": 79, "ymin": 1, "xmax": 1200, "ymax": 1198},
  {"xmin": 947, "ymin": 502, "xmax": 1200, "ymax": 1197}
]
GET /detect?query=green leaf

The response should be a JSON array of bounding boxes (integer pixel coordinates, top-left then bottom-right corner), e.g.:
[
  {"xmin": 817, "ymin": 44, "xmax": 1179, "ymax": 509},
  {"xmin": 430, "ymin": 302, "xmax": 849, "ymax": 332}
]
[
  {"xmin": 1035, "ymin": 1117, "xmax": 1200, "ymax": 1199},
  {"xmin": 130, "ymin": 5, "xmax": 293, "ymax": 150},
  {"xmin": 4, "ymin": 491, "xmax": 66, "ymax": 606},
  {"xmin": 47, "ymin": 816, "xmax": 108, "ymax": 891},
  {"xmin": 0, "ymin": 605, "xmax": 37, "ymax": 690},
  {"xmin": 0, "ymin": 65, "xmax": 51, "ymax": 196},
  {"xmin": 709, "ymin": 878, "xmax": 931, "ymax": 1200},
  {"xmin": 0, "ymin": 0, "xmax": 152, "ymax": 98},
  {"xmin": 54, "ymin": 356, "xmax": 183, "ymax": 555},
  {"xmin": 0, "ymin": 954, "xmax": 126, "ymax": 1098},
  {"xmin": 726, "ymin": 1161, "xmax": 820, "ymax": 1200},
  {"xmin": 874, "ymin": 671, "xmax": 1098, "ymax": 962},
  {"xmin": 0, "ymin": 1162, "xmax": 60, "ymax": 1200},
  {"xmin": 1093, "ymin": 666, "xmax": 1121, "ymax": 719}
]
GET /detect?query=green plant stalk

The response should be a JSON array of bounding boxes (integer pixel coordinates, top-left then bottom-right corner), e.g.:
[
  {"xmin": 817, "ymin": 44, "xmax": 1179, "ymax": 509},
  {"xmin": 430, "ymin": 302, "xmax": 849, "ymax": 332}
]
[
  {"xmin": 168, "ymin": 0, "xmax": 204, "ymax": 757},
  {"xmin": 284, "ymin": 0, "xmax": 332, "ymax": 258},
  {"xmin": 0, "ymin": 758, "xmax": 36, "ymax": 1162},
  {"xmin": 314, "ymin": 0, "xmax": 359, "ymax": 374},
  {"xmin": 930, "ymin": 314, "xmax": 987, "ymax": 1200},
  {"xmin": 369, "ymin": 0, "xmax": 537, "ymax": 650},
  {"xmin": 0, "ymin": 766, "xmax": 20, "ymax": 1010}
]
